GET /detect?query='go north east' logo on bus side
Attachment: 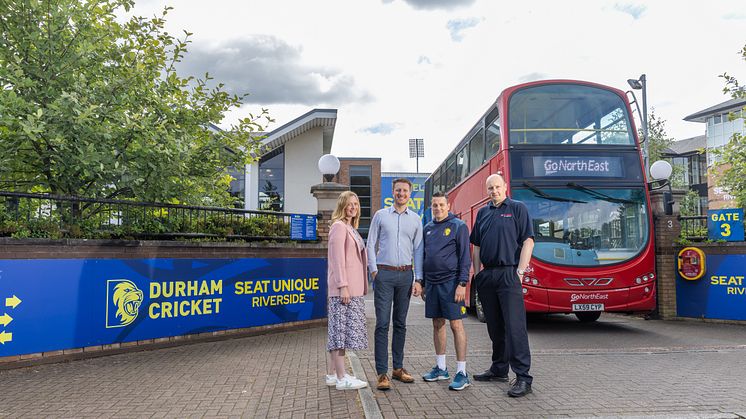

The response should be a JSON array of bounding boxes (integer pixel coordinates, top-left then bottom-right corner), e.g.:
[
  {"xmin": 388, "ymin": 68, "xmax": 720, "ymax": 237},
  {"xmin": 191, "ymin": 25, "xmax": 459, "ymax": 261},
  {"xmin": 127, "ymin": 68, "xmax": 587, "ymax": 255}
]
[{"xmin": 106, "ymin": 279, "xmax": 144, "ymax": 328}]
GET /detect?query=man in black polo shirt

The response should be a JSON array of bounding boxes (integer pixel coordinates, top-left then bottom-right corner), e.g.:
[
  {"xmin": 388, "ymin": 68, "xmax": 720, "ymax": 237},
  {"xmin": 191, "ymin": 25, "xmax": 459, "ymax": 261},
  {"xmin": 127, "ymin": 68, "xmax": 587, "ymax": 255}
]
[{"xmin": 470, "ymin": 173, "xmax": 535, "ymax": 397}]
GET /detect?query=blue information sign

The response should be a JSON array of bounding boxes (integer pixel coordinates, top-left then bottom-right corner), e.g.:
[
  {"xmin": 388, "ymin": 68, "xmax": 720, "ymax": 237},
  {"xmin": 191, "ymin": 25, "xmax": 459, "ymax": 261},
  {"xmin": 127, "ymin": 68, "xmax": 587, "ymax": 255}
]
[
  {"xmin": 707, "ymin": 208, "xmax": 744, "ymax": 241},
  {"xmin": 290, "ymin": 214, "xmax": 317, "ymax": 241},
  {"xmin": 0, "ymin": 258, "xmax": 327, "ymax": 357},
  {"xmin": 677, "ymin": 254, "xmax": 746, "ymax": 320}
]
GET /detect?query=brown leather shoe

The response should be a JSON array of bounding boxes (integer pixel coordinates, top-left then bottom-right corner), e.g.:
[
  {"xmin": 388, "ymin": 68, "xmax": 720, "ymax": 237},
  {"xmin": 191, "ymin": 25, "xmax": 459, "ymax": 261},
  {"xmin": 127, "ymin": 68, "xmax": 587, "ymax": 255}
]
[
  {"xmin": 377, "ymin": 374, "xmax": 391, "ymax": 390},
  {"xmin": 392, "ymin": 368, "xmax": 415, "ymax": 383}
]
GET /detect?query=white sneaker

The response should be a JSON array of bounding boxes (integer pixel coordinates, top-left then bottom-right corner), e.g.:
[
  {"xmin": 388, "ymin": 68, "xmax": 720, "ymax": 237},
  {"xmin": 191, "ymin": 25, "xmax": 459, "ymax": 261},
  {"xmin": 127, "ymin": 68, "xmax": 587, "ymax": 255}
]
[
  {"xmin": 325, "ymin": 374, "xmax": 337, "ymax": 386},
  {"xmin": 336, "ymin": 375, "xmax": 368, "ymax": 390}
]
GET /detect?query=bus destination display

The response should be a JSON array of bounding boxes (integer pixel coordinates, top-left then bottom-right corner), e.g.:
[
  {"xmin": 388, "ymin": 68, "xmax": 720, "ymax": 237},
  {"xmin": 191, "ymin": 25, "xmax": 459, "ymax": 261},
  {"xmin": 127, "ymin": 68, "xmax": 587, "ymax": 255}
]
[{"xmin": 529, "ymin": 156, "xmax": 623, "ymax": 178}]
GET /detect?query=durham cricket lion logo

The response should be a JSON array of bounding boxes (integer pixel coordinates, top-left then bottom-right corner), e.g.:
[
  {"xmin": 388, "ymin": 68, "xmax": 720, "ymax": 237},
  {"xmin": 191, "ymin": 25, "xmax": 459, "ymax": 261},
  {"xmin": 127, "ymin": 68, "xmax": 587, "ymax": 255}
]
[{"xmin": 106, "ymin": 279, "xmax": 144, "ymax": 328}]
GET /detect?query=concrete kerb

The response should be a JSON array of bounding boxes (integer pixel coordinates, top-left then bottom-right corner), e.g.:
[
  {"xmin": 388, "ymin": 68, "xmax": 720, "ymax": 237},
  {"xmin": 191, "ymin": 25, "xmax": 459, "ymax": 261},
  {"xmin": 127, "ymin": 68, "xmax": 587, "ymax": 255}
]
[{"xmin": 349, "ymin": 351, "xmax": 383, "ymax": 419}]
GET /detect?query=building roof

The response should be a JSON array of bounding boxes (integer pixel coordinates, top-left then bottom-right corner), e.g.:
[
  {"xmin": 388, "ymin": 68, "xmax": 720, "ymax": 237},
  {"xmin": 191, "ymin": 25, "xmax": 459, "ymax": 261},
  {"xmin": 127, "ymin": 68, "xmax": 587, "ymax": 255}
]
[
  {"xmin": 256, "ymin": 109, "xmax": 337, "ymax": 157},
  {"xmin": 663, "ymin": 135, "xmax": 706, "ymax": 156},
  {"xmin": 683, "ymin": 97, "xmax": 746, "ymax": 122}
]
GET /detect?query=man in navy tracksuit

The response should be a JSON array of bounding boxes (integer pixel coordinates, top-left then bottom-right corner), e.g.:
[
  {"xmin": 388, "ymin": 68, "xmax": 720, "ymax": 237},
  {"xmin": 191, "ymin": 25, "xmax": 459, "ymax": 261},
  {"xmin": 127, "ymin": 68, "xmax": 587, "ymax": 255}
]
[{"xmin": 414, "ymin": 192, "xmax": 472, "ymax": 391}]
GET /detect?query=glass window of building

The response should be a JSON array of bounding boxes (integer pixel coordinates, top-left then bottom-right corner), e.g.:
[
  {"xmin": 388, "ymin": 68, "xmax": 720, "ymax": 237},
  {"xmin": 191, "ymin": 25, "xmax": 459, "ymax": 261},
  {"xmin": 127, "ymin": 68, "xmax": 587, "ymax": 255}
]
[
  {"xmin": 350, "ymin": 165, "xmax": 372, "ymax": 237},
  {"xmin": 258, "ymin": 147, "xmax": 284, "ymax": 211},
  {"xmin": 228, "ymin": 166, "xmax": 245, "ymax": 208}
]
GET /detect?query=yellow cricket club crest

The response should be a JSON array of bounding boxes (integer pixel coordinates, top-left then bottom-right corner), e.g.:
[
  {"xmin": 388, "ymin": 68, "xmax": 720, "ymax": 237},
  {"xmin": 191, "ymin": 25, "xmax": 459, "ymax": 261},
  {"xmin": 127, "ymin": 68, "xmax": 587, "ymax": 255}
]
[
  {"xmin": 444, "ymin": 227, "xmax": 451, "ymax": 236},
  {"xmin": 461, "ymin": 306, "xmax": 467, "ymax": 315},
  {"xmin": 106, "ymin": 279, "xmax": 144, "ymax": 328}
]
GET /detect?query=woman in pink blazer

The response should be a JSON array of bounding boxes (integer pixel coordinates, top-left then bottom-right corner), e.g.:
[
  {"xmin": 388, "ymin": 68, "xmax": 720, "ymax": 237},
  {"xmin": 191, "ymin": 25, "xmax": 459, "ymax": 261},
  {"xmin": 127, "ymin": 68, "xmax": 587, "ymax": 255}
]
[{"xmin": 325, "ymin": 191, "xmax": 369, "ymax": 390}]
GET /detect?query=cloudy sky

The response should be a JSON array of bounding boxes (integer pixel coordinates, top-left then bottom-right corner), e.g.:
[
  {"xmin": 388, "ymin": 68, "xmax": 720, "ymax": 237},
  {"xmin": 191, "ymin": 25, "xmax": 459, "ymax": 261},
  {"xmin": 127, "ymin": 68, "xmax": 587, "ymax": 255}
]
[{"xmin": 129, "ymin": 0, "xmax": 745, "ymax": 172}]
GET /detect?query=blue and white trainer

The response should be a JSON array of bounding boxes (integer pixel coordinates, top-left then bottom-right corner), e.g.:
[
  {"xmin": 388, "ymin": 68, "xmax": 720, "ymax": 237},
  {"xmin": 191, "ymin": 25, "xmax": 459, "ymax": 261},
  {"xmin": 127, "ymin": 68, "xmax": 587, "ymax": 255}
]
[
  {"xmin": 422, "ymin": 366, "xmax": 450, "ymax": 382},
  {"xmin": 449, "ymin": 371, "xmax": 471, "ymax": 391}
]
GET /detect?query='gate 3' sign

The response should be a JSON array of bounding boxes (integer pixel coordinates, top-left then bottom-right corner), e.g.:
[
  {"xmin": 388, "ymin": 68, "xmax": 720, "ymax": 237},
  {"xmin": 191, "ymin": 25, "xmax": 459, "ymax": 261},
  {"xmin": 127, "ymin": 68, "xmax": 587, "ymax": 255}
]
[{"xmin": 708, "ymin": 208, "xmax": 744, "ymax": 241}]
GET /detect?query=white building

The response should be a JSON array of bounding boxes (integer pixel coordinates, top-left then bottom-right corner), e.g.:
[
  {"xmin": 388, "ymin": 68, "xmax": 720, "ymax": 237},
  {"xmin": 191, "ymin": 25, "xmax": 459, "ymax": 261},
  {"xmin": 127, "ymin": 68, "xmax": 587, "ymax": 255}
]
[
  {"xmin": 684, "ymin": 97, "xmax": 746, "ymax": 209},
  {"xmin": 242, "ymin": 109, "xmax": 337, "ymax": 214}
]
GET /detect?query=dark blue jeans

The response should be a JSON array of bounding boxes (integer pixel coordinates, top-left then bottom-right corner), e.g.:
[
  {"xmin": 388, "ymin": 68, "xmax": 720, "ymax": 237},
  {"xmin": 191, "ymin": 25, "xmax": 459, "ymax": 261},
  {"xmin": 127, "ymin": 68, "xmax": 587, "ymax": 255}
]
[
  {"xmin": 373, "ymin": 269, "xmax": 413, "ymax": 374},
  {"xmin": 476, "ymin": 266, "xmax": 532, "ymax": 383}
]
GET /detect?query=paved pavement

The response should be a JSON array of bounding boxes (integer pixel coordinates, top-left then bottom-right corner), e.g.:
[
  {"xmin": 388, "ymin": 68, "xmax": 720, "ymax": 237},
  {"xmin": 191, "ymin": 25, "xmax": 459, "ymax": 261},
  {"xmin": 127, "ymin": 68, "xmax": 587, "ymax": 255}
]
[{"xmin": 2, "ymin": 293, "xmax": 746, "ymax": 418}]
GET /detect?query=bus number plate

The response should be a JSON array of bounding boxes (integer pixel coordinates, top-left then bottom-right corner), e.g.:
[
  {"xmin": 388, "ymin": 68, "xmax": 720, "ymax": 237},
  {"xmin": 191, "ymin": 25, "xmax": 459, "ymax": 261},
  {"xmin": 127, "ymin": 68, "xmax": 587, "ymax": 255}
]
[{"xmin": 572, "ymin": 303, "xmax": 604, "ymax": 312}]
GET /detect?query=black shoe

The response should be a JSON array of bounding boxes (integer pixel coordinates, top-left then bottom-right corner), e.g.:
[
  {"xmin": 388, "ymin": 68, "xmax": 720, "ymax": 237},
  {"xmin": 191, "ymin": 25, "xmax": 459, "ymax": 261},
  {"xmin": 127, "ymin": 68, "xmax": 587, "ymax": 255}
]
[
  {"xmin": 473, "ymin": 369, "xmax": 508, "ymax": 382},
  {"xmin": 507, "ymin": 379, "xmax": 532, "ymax": 397}
]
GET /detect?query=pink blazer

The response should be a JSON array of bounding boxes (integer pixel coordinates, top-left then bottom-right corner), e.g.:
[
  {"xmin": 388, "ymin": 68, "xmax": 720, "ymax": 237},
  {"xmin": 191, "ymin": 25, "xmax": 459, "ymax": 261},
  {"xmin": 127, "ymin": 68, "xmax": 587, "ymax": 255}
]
[{"xmin": 327, "ymin": 221, "xmax": 369, "ymax": 297}]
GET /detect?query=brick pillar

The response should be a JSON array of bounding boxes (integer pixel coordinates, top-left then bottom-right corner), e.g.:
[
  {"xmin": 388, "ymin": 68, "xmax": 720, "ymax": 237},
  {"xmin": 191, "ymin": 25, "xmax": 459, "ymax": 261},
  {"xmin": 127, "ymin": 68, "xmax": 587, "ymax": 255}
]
[
  {"xmin": 653, "ymin": 215, "xmax": 681, "ymax": 319},
  {"xmin": 650, "ymin": 188, "xmax": 686, "ymax": 319},
  {"xmin": 310, "ymin": 182, "xmax": 349, "ymax": 244}
]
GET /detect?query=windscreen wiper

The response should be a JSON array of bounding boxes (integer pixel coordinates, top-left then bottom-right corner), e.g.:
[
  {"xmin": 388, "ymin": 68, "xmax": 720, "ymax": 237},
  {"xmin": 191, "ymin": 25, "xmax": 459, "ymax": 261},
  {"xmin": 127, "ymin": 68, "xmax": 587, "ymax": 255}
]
[
  {"xmin": 566, "ymin": 182, "xmax": 636, "ymax": 204},
  {"xmin": 522, "ymin": 182, "xmax": 586, "ymax": 204}
]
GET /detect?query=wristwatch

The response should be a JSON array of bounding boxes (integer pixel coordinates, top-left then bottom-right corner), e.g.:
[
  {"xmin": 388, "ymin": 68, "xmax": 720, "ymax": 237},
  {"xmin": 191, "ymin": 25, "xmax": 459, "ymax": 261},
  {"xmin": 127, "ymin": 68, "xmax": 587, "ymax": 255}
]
[
  {"xmin": 458, "ymin": 281, "xmax": 467, "ymax": 287},
  {"xmin": 516, "ymin": 268, "xmax": 526, "ymax": 276}
]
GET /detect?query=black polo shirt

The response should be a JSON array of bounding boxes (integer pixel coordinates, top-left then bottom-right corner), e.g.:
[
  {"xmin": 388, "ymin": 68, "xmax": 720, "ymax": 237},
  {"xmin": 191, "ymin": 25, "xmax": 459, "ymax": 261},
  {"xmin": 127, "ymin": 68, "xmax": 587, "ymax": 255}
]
[{"xmin": 469, "ymin": 197, "xmax": 534, "ymax": 267}]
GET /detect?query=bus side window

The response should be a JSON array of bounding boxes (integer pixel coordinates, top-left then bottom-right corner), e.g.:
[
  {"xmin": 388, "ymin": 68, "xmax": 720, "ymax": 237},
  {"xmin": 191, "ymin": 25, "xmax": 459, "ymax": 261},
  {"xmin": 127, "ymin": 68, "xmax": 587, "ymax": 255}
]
[
  {"xmin": 468, "ymin": 129, "xmax": 485, "ymax": 172},
  {"xmin": 486, "ymin": 113, "xmax": 501, "ymax": 158}
]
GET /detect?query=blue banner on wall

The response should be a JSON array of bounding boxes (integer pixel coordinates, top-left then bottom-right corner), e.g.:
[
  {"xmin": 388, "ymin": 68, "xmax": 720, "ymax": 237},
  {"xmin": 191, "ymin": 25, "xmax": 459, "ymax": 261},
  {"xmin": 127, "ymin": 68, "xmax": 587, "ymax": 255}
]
[
  {"xmin": 381, "ymin": 176, "xmax": 428, "ymax": 218},
  {"xmin": 676, "ymin": 254, "xmax": 746, "ymax": 320},
  {"xmin": 0, "ymin": 258, "xmax": 327, "ymax": 357},
  {"xmin": 707, "ymin": 208, "xmax": 744, "ymax": 241}
]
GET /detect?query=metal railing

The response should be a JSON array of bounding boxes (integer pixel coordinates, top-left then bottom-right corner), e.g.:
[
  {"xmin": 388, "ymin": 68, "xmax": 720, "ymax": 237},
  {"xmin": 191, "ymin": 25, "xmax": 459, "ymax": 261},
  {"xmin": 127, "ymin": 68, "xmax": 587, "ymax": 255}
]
[
  {"xmin": 0, "ymin": 191, "xmax": 305, "ymax": 241},
  {"xmin": 678, "ymin": 215, "xmax": 708, "ymax": 241}
]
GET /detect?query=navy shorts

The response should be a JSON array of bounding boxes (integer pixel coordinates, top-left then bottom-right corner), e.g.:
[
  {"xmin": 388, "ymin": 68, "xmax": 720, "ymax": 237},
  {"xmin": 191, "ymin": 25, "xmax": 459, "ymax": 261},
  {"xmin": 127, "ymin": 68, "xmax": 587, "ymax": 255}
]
[{"xmin": 425, "ymin": 281, "xmax": 466, "ymax": 320}]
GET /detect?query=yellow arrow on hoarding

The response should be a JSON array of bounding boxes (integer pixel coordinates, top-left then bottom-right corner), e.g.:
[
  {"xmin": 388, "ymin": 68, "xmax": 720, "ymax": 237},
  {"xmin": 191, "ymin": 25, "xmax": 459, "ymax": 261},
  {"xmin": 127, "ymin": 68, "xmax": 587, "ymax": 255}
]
[
  {"xmin": 0, "ymin": 313, "xmax": 12, "ymax": 327},
  {"xmin": 5, "ymin": 295, "xmax": 21, "ymax": 309},
  {"xmin": 0, "ymin": 331, "xmax": 11, "ymax": 344}
]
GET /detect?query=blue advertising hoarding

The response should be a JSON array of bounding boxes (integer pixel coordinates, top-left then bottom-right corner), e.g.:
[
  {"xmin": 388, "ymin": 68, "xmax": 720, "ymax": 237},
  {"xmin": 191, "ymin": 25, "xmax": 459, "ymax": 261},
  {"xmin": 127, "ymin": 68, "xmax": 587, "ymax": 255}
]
[
  {"xmin": 0, "ymin": 258, "xmax": 326, "ymax": 357},
  {"xmin": 381, "ymin": 176, "xmax": 428, "ymax": 218},
  {"xmin": 676, "ymin": 254, "xmax": 746, "ymax": 320},
  {"xmin": 707, "ymin": 208, "xmax": 744, "ymax": 241}
]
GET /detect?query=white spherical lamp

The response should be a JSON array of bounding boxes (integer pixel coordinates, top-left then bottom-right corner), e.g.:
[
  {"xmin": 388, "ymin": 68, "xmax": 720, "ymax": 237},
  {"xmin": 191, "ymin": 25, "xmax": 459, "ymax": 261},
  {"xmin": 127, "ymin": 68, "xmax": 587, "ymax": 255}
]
[
  {"xmin": 318, "ymin": 154, "xmax": 340, "ymax": 182},
  {"xmin": 649, "ymin": 160, "xmax": 673, "ymax": 180}
]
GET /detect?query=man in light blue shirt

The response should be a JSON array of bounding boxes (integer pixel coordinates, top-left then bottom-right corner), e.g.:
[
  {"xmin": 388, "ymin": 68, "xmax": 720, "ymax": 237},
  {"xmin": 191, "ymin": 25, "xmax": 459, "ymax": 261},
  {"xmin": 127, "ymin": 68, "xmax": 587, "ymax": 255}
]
[{"xmin": 367, "ymin": 178, "xmax": 424, "ymax": 390}]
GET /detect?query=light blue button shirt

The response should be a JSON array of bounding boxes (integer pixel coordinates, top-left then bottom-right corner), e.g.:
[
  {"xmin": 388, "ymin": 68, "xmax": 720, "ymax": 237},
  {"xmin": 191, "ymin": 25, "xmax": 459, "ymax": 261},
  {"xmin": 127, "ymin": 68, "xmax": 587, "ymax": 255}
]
[{"xmin": 367, "ymin": 206, "xmax": 424, "ymax": 281}]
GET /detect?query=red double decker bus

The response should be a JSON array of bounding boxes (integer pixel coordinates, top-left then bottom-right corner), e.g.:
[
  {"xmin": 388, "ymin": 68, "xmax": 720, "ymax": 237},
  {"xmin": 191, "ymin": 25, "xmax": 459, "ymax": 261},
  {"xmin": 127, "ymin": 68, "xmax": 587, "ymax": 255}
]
[{"xmin": 424, "ymin": 80, "xmax": 656, "ymax": 322}]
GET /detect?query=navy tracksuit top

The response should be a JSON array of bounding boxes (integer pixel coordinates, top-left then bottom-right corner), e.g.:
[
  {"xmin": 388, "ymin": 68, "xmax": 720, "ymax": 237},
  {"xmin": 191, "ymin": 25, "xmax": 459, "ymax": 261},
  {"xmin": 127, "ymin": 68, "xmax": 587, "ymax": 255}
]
[{"xmin": 423, "ymin": 213, "xmax": 471, "ymax": 285}]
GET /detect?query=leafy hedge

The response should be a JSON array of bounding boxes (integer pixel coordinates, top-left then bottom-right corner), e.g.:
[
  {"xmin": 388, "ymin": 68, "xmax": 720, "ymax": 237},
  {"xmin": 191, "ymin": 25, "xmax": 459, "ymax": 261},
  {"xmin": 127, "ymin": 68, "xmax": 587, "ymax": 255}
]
[{"xmin": 0, "ymin": 202, "xmax": 291, "ymax": 241}]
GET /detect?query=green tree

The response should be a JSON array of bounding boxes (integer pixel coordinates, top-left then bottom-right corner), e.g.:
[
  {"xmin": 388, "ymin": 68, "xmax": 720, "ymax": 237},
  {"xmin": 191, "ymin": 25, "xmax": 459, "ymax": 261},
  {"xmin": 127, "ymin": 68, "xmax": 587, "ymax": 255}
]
[
  {"xmin": 641, "ymin": 109, "xmax": 687, "ymax": 186},
  {"xmin": 679, "ymin": 189, "xmax": 701, "ymax": 216},
  {"xmin": 713, "ymin": 42, "xmax": 746, "ymax": 208},
  {"xmin": 644, "ymin": 109, "xmax": 674, "ymax": 165},
  {"xmin": 0, "ymin": 0, "xmax": 270, "ymax": 206}
]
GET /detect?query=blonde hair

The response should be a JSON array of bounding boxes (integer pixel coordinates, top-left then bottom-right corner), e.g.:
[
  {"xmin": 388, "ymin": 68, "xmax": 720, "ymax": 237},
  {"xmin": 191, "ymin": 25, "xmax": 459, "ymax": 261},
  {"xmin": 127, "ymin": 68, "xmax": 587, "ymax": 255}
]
[{"xmin": 330, "ymin": 191, "xmax": 360, "ymax": 229}]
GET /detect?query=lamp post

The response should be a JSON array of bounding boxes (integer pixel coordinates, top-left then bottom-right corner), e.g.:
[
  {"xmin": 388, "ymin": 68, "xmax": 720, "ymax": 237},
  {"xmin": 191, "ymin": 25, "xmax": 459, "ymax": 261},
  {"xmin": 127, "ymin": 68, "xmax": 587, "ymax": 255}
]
[
  {"xmin": 318, "ymin": 154, "xmax": 341, "ymax": 182},
  {"xmin": 311, "ymin": 154, "xmax": 347, "ymax": 243},
  {"xmin": 627, "ymin": 74, "xmax": 648, "ymax": 173},
  {"xmin": 650, "ymin": 160, "xmax": 674, "ymax": 216}
]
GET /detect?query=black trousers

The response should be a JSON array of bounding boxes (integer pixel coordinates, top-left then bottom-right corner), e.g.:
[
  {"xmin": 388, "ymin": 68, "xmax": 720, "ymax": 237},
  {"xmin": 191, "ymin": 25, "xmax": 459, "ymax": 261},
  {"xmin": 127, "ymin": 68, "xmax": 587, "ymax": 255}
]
[{"xmin": 476, "ymin": 266, "xmax": 532, "ymax": 383}]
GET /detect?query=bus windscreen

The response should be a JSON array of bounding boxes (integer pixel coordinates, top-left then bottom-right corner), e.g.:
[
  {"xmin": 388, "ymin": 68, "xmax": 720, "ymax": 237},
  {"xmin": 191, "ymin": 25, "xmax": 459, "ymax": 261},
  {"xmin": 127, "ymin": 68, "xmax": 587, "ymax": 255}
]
[{"xmin": 509, "ymin": 84, "xmax": 634, "ymax": 146}]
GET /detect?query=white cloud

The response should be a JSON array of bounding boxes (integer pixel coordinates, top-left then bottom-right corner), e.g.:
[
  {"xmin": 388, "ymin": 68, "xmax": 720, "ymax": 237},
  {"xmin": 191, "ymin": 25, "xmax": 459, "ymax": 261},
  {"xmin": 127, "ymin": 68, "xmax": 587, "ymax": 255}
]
[{"xmin": 127, "ymin": 0, "xmax": 746, "ymax": 172}]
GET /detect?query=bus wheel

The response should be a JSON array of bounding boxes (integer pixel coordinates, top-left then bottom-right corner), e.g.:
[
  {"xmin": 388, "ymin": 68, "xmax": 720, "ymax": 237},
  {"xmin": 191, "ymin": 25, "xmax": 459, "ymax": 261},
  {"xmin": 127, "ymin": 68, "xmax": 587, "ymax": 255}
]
[
  {"xmin": 474, "ymin": 290, "xmax": 486, "ymax": 323},
  {"xmin": 575, "ymin": 312, "xmax": 601, "ymax": 322}
]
